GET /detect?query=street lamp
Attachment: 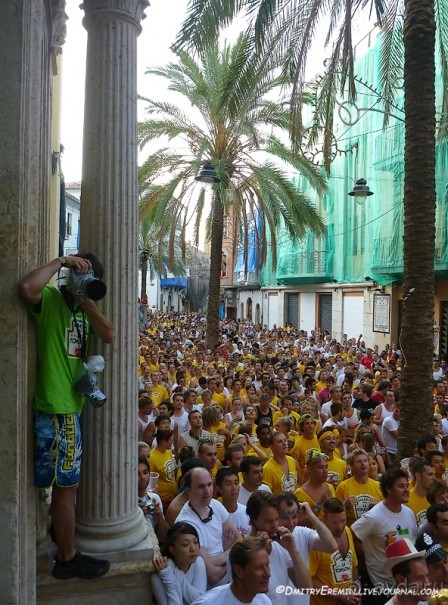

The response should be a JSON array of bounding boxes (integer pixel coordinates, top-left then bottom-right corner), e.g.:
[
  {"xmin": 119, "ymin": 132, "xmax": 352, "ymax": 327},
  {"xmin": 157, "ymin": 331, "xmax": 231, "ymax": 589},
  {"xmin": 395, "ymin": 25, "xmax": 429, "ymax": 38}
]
[
  {"xmin": 195, "ymin": 162, "xmax": 221, "ymax": 191},
  {"xmin": 349, "ymin": 178, "xmax": 374, "ymax": 205}
]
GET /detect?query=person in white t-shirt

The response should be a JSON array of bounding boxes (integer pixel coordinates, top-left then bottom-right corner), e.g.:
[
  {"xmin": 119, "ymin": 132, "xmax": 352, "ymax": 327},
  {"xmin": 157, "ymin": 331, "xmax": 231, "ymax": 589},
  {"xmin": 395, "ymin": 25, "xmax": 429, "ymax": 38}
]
[
  {"xmin": 191, "ymin": 535, "xmax": 272, "ymax": 605},
  {"xmin": 246, "ymin": 491, "xmax": 312, "ymax": 605},
  {"xmin": 172, "ymin": 392, "xmax": 191, "ymax": 435},
  {"xmin": 216, "ymin": 467, "xmax": 251, "ymax": 538},
  {"xmin": 175, "ymin": 467, "xmax": 240, "ymax": 587},
  {"xmin": 382, "ymin": 404, "xmax": 400, "ymax": 464},
  {"xmin": 238, "ymin": 456, "xmax": 272, "ymax": 506},
  {"xmin": 351, "ymin": 468, "xmax": 418, "ymax": 605},
  {"xmin": 274, "ymin": 493, "xmax": 337, "ymax": 605}
]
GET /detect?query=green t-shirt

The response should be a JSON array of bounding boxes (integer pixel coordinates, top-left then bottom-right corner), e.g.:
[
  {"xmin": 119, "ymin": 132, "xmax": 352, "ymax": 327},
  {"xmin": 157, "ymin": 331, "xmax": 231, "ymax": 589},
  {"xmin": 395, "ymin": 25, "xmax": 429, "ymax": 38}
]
[{"xmin": 29, "ymin": 285, "xmax": 90, "ymax": 414}]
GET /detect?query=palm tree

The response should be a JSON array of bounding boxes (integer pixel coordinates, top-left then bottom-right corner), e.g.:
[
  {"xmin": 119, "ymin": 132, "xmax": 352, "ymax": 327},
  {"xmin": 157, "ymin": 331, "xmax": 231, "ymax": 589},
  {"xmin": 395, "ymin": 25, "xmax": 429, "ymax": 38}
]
[
  {"xmin": 139, "ymin": 211, "xmax": 185, "ymax": 301},
  {"xmin": 177, "ymin": 0, "xmax": 447, "ymax": 454},
  {"xmin": 138, "ymin": 35, "xmax": 326, "ymax": 348}
]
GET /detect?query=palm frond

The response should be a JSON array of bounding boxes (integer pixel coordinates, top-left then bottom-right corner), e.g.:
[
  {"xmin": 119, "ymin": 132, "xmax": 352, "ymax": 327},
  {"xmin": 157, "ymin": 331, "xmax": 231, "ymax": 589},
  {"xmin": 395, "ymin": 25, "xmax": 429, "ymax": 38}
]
[
  {"xmin": 379, "ymin": 0, "xmax": 404, "ymax": 128},
  {"xmin": 436, "ymin": 0, "xmax": 448, "ymax": 141}
]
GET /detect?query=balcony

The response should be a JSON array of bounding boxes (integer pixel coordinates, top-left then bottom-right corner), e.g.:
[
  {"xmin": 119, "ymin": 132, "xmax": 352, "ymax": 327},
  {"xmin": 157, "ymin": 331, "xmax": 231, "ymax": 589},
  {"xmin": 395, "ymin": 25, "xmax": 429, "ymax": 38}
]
[
  {"xmin": 371, "ymin": 228, "xmax": 448, "ymax": 278},
  {"xmin": 276, "ymin": 250, "xmax": 332, "ymax": 285},
  {"xmin": 232, "ymin": 270, "xmax": 260, "ymax": 287}
]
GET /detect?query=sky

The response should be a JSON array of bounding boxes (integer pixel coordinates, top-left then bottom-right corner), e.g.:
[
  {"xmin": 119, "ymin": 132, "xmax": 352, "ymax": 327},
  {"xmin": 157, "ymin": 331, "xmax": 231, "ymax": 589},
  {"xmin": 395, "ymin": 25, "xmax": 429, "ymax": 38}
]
[
  {"xmin": 60, "ymin": 1, "xmax": 375, "ymax": 184},
  {"xmin": 60, "ymin": 0, "xmax": 190, "ymax": 183}
]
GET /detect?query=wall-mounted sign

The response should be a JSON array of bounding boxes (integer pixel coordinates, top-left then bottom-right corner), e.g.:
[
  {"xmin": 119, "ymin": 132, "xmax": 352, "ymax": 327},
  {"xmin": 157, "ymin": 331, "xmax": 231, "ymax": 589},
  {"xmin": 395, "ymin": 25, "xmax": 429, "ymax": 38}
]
[{"xmin": 373, "ymin": 293, "xmax": 390, "ymax": 333}]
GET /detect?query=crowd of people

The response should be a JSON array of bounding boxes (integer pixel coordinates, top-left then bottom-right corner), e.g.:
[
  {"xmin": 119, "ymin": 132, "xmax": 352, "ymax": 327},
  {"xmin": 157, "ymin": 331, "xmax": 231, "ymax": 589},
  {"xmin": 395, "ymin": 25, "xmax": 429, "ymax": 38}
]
[
  {"xmin": 17, "ymin": 246, "xmax": 448, "ymax": 604},
  {"xmin": 136, "ymin": 310, "xmax": 448, "ymax": 605}
]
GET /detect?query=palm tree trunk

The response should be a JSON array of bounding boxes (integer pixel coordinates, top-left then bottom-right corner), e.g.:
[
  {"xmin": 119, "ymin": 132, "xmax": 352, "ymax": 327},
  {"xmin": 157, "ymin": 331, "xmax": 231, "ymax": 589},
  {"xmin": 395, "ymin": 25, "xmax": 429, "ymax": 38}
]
[
  {"xmin": 398, "ymin": 0, "xmax": 436, "ymax": 458},
  {"xmin": 140, "ymin": 255, "xmax": 148, "ymax": 301},
  {"xmin": 207, "ymin": 190, "xmax": 224, "ymax": 349}
]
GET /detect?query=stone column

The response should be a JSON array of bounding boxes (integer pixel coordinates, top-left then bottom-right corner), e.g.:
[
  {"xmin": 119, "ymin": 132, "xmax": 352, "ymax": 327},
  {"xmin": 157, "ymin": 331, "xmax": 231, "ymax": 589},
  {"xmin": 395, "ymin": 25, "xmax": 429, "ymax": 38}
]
[{"xmin": 75, "ymin": 0, "xmax": 151, "ymax": 556}]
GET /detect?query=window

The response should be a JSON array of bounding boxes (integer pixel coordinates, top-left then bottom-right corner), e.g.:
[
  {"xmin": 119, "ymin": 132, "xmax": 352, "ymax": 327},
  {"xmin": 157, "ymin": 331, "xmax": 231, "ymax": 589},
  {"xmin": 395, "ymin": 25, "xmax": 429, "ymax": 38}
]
[{"xmin": 66, "ymin": 212, "xmax": 72, "ymax": 238}]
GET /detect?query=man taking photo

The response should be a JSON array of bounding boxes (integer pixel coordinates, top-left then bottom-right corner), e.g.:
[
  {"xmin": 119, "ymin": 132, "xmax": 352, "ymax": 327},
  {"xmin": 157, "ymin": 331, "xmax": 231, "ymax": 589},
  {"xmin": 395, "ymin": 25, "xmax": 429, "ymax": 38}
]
[{"xmin": 19, "ymin": 253, "xmax": 115, "ymax": 579}]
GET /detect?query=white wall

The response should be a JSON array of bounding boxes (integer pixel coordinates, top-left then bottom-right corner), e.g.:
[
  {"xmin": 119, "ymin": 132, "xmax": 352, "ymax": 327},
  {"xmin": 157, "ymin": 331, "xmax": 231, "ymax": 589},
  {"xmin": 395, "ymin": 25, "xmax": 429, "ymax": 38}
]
[
  {"xmin": 342, "ymin": 293, "xmax": 364, "ymax": 340},
  {"xmin": 268, "ymin": 292, "xmax": 280, "ymax": 329},
  {"xmin": 300, "ymin": 292, "xmax": 316, "ymax": 333}
]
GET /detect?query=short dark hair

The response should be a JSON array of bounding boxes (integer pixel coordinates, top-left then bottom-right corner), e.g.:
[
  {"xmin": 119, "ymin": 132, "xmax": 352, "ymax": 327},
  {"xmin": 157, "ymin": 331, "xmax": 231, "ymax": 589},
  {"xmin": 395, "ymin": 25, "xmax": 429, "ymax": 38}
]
[
  {"xmin": 273, "ymin": 492, "xmax": 298, "ymax": 508},
  {"xmin": 215, "ymin": 466, "xmax": 238, "ymax": 486},
  {"xmin": 75, "ymin": 252, "xmax": 104, "ymax": 279},
  {"xmin": 426, "ymin": 450, "xmax": 444, "ymax": 465},
  {"xmin": 224, "ymin": 444, "xmax": 244, "ymax": 464},
  {"xmin": 180, "ymin": 458, "xmax": 205, "ymax": 478},
  {"xmin": 427, "ymin": 503, "xmax": 448, "ymax": 525},
  {"xmin": 380, "ymin": 468, "xmax": 409, "ymax": 498},
  {"xmin": 413, "ymin": 458, "xmax": 433, "ymax": 477},
  {"xmin": 246, "ymin": 491, "xmax": 277, "ymax": 521},
  {"xmin": 322, "ymin": 497, "xmax": 345, "ymax": 515},
  {"xmin": 417, "ymin": 435, "xmax": 437, "ymax": 454},
  {"xmin": 138, "ymin": 455, "xmax": 149, "ymax": 470},
  {"xmin": 155, "ymin": 414, "xmax": 170, "ymax": 427},
  {"xmin": 155, "ymin": 429, "xmax": 173, "ymax": 444},
  {"xmin": 240, "ymin": 456, "xmax": 263, "ymax": 474}
]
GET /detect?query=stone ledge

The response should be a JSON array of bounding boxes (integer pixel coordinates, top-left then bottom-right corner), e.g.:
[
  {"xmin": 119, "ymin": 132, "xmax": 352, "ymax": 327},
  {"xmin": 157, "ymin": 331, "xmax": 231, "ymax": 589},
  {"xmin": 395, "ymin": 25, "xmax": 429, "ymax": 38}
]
[{"xmin": 37, "ymin": 559, "xmax": 154, "ymax": 605}]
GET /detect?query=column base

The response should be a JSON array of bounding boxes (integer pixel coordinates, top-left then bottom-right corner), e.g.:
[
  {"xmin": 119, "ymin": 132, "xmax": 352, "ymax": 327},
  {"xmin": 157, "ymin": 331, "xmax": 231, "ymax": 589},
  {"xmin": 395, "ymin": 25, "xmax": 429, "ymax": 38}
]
[{"xmin": 75, "ymin": 508, "xmax": 153, "ymax": 557}]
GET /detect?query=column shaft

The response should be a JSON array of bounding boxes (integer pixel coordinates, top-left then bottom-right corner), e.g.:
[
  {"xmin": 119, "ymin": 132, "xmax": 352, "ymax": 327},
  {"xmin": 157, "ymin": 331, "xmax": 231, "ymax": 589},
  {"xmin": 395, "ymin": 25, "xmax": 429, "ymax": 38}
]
[{"xmin": 76, "ymin": 0, "xmax": 150, "ymax": 554}]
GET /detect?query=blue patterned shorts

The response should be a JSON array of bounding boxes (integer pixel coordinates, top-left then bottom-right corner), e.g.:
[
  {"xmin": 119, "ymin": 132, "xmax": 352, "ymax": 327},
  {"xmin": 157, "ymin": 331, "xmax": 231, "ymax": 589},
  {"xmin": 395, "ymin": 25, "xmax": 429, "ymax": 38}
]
[{"xmin": 35, "ymin": 411, "xmax": 82, "ymax": 488}]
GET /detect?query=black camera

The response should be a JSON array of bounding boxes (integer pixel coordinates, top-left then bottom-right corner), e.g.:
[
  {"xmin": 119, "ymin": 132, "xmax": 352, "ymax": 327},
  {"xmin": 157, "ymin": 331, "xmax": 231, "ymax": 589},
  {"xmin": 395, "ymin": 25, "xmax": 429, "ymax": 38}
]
[{"xmin": 67, "ymin": 269, "xmax": 107, "ymax": 301}]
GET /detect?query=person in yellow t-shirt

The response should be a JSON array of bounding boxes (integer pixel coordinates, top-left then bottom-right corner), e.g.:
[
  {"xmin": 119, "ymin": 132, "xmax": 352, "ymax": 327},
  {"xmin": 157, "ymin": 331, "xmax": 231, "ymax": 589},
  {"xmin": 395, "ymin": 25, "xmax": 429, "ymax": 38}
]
[
  {"xmin": 408, "ymin": 458, "xmax": 435, "ymax": 528},
  {"xmin": 149, "ymin": 429, "xmax": 177, "ymax": 511},
  {"xmin": 202, "ymin": 404, "xmax": 230, "ymax": 461},
  {"xmin": 318, "ymin": 428, "xmax": 348, "ymax": 489},
  {"xmin": 273, "ymin": 395, "xmax": 300, "ymax": 429},
  {"xmin": 291, "ymin": 415, "xmax": 320, "ymax": 472},
  {"xmin": 335, "ymin": 449, "xmax": 382, "ymax": 527},
  {"xmin": 150, "ymin": 371, "xmax": 169, "ymax": 406},
  {"xmin": 262, "ymin": 430, "xmax": 300, "ymax": 493},
  {"xmin": 295, "ymin": 450, "xmax": 335, "ymax": 520},
  {"xmin": 309, "ymin": 497, "xmax": 359, "ymax": 605}
]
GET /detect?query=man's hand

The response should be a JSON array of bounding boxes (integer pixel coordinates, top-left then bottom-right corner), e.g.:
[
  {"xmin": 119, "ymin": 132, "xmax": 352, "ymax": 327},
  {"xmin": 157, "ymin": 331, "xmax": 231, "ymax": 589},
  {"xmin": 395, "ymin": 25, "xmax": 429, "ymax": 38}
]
[
  {"xmin": 65, "ymin": 255, "xmax": 92, "ymax": 274},
  {"xmin": 277, "ymin": 526, "xmax": 296, "ymax": 553}
]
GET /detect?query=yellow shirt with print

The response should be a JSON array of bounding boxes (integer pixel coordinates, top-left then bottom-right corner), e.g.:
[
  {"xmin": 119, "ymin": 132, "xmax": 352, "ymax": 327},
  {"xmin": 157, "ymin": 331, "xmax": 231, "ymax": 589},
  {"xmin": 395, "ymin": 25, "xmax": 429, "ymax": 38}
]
[
  {"xmin": 262, "ymin": 456, "xmax": 298, "ymax": 494},
  {"xmin": 327, "ymin": 456, "xmax": 348, "ymax": 486},
  {"xmin": 290, "ymin": 435, "xmax": 320, "ymax": 472},
  {"xmin": 309, "ymin": 526, "xmax": 358, "ymax": 605},
  {"xmin": 149, "ymin": 448, "xmax": 177, "ymax": 501},
  {"xmin": 335, "ymin": 477, "xmax": 382, "ymax": 526},
  {"xmin": 408, "ymin": 488, "xmax": 430, "ymax": 528},
  {"xmin": 152, "ymin": 384, "xmax": 169, "ymax": 406},
  {"xmin": 209, "ymin": 422, "xmax": 227, "ymax": 461}
]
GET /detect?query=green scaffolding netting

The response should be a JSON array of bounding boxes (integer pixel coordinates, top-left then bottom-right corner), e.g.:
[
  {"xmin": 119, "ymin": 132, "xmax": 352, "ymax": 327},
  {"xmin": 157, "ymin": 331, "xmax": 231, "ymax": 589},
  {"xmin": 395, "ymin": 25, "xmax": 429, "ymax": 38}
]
[{"xmin": 262, "ymin": 34, "xmax": 448, "ymax": 287}]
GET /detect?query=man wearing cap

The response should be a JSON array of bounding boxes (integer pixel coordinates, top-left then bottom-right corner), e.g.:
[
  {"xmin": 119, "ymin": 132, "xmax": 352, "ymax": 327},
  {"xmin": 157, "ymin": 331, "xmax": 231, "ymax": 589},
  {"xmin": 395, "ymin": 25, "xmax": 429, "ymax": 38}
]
[
  {"xmin": 351, "ymin": 468, "xmax": 417, "ymax": 604},
  {"xmin": 383, "ymin": 538, "xmax": 429, "ymax": 605},
  {"xmin": 415, "ymin": 531, "xmax": 448, "ymax": 589}
]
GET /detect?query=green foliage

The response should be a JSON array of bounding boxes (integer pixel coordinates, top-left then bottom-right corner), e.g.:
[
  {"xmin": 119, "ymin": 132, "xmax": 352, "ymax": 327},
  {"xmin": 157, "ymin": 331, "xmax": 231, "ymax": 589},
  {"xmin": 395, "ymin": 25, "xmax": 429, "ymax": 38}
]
[{"xmin": 138, "ymin": 36, "xmax": 326, "ymax": 274}]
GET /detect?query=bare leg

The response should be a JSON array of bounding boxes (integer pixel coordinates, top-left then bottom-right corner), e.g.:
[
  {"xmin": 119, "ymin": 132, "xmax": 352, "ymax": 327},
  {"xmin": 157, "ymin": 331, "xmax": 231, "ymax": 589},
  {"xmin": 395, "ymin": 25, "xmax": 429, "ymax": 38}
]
[{"xmin": 50, "ymin": 485, "xmax": 77, "ymax": 561}]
